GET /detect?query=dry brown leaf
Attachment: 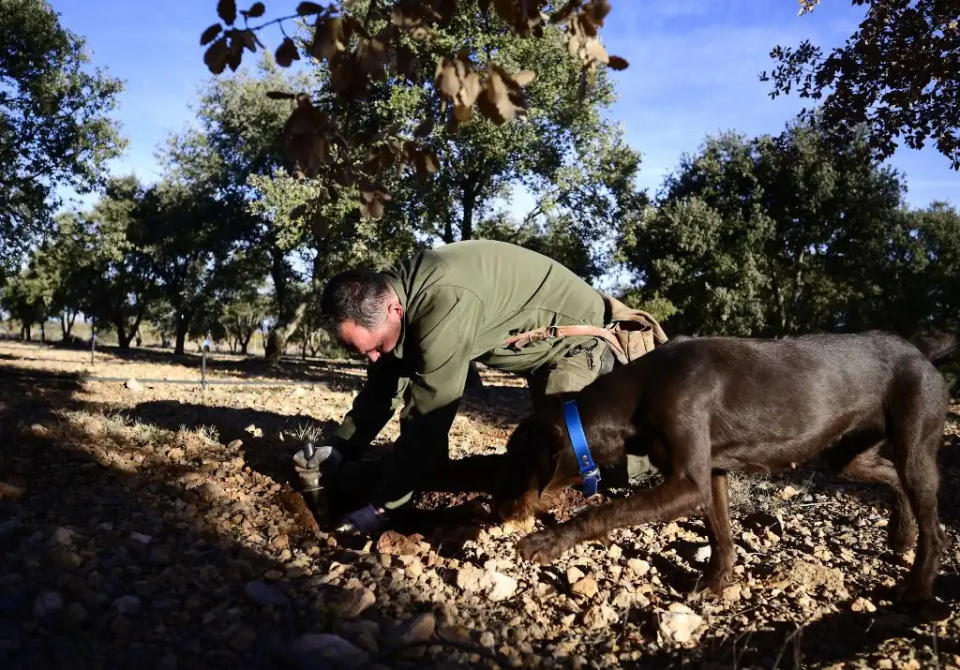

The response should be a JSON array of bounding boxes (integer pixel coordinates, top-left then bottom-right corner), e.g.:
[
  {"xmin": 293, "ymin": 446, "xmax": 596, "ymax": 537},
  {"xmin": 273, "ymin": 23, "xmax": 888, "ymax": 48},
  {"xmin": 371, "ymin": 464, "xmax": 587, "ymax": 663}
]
[
  {"xmin": 312, "ymin": 17, "xmax": 346, "ymax": 62},
  {"xmin": 275, "ymin": 37, "xmax": 300, "ymax": 67},
  {"xmin": 512, "ymin": 69, "xmax": 536, "ymax": 87},
  {"xmin": 607, "ymin": 55, "xmax": 629, "ymax": 70}
]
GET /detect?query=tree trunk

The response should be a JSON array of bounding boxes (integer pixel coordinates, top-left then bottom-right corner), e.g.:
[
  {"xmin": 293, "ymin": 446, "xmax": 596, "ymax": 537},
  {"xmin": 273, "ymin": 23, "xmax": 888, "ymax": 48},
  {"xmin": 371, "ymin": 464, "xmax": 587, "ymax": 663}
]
[
  {"xmin": 40, "ymin": 321, "xmax": 46, "ymax": 342},
  {"xmin": 174, "ymin": 311, "xmax": 190, "ymax": 355},
  {"xmin": 240, "ymin": 334, "xmax": 250, "ymax": 355},
  {"xmin": 461, "ymin": 184, "xmax": 477, "ymax": 241},
  {"xmin": 24, "ymin": 324, "xmax": 31, "ymax": 341},
  {"xmin": 265, "ymin": 301, "xmax": 307, "ymax": 363},
  {"xmin": 115, "ymin": 320, "xmax": 129, "ymax": 349}
]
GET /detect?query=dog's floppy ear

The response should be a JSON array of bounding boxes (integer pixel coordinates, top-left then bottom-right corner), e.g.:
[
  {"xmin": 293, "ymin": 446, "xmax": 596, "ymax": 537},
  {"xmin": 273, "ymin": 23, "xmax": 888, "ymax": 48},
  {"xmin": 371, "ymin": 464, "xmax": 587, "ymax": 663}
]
[{"xmin": 535, "ymin": 444, "xmax": 560, "ymax": 497}]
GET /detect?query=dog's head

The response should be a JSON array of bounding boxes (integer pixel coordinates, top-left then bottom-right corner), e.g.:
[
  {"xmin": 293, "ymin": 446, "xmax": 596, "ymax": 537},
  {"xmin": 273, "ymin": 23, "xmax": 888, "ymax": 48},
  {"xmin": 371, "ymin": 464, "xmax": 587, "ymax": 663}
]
[{"xmin": 495, "ymin": 406, "xmax": 577, "ymax": 521}]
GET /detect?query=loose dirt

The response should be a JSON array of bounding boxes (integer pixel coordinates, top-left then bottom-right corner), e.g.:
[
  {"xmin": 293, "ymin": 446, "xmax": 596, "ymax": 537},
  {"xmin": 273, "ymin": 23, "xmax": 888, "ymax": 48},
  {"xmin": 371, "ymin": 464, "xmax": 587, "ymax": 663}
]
[{"xmin": 1, "ymin": 340, "xmax": 958, "ymax": 668}]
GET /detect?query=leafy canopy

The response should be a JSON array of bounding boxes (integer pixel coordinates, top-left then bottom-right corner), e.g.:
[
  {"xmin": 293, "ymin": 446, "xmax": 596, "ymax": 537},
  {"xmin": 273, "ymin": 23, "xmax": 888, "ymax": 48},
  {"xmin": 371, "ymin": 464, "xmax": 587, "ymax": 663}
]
[
  {"xmin": 0, "ymin": 0, "xmax": 124, "ymax": 273},
  {"xmin": 763, "ymin": 0, "xmax": 960, "ymax": 169}
]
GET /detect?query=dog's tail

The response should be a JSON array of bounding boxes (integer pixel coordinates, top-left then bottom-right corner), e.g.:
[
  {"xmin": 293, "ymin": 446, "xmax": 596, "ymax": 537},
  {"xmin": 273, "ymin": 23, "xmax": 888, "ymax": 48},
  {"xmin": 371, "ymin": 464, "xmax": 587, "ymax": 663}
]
[{"xmin": 915, "ymin": 331, "xmax": 957, "ymax": 364}]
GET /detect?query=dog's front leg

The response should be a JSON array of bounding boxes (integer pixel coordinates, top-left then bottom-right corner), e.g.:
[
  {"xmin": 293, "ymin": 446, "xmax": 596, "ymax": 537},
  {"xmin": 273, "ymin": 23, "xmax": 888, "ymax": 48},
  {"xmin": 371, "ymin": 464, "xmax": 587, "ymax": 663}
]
[
  {"xmin": 701, "ymin": 472, "xmax": 735, "ymax": 593},
  {"xmin": 516, "ymin": 475, "xmax": 703, "ymax": 564}
]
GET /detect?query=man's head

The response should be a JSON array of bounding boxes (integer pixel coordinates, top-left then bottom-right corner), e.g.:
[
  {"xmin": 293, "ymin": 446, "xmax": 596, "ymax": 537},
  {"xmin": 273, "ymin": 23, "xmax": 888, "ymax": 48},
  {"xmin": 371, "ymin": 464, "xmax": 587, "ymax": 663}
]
[{"xmin": 320, "ymin": 270, "xmax": 403, "ymax": 362}]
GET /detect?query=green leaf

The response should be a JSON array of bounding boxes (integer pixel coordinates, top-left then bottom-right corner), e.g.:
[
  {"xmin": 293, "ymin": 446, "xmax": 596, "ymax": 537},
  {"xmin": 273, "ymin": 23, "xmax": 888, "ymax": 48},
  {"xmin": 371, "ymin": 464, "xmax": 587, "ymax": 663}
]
[
  {"xmin": 296, "ymin": 1, "xmax": 323, "ymax": 15},
  {"xmin": 217, "ymin": 0, "xmax": 237, "ymax": 26},
  {"xmin": 200, "ymin": 24, "xmax": 222, "ymax": 46}
]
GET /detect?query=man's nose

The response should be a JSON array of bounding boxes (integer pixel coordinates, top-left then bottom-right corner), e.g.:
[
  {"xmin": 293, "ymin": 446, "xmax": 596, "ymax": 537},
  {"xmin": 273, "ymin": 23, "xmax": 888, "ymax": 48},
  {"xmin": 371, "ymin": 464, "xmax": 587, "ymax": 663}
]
[{"xmin": 367, "ymin": 351, "xmax": 380, "ymax": 363}]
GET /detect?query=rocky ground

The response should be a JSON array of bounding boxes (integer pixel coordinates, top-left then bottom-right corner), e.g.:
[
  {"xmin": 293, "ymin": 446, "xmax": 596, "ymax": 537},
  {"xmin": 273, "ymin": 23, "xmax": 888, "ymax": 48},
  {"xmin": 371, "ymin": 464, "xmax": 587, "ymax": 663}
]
[{"xmin": 0, "ymin": 340, "xmax": 958, "ymax": 669}]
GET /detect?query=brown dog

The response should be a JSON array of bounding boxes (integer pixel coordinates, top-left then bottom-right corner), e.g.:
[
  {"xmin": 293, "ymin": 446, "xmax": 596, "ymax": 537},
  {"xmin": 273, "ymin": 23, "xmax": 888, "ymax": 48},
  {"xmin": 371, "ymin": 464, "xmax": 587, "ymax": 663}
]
[{"xmin": 497, "ymin": 332, "xmax": 952, "ymax": 602}]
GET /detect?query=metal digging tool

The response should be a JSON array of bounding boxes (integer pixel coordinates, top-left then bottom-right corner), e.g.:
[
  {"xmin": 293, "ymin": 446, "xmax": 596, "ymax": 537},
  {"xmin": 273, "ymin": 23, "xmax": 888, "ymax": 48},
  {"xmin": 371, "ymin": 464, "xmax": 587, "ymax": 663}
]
[{"xmin": 294, "ymin": 442, "xmax": 329, "ymax": 527}]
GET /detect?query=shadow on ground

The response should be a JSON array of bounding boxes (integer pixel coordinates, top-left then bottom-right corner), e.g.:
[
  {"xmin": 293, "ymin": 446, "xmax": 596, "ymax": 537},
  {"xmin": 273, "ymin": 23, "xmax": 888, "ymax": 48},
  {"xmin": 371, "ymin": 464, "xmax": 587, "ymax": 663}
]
[{"xmin": 0, "ymin": 363, "xmax": 434, "ymax": 669}]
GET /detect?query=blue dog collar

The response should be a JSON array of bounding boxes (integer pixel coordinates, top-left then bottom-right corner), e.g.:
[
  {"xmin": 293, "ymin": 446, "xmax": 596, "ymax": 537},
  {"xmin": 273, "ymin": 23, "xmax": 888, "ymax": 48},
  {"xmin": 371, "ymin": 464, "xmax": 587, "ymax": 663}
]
[{"xmin": 562, "ymin": 400, "xmax": 601, "ymax": 498}]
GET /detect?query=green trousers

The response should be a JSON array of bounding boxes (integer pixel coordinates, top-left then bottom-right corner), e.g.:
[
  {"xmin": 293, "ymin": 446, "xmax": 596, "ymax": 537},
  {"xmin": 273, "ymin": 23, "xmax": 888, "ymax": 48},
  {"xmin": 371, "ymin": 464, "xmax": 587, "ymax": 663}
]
[{"xmin": 525, "ymin": 338, "xmax": 656, "ymax": 486}]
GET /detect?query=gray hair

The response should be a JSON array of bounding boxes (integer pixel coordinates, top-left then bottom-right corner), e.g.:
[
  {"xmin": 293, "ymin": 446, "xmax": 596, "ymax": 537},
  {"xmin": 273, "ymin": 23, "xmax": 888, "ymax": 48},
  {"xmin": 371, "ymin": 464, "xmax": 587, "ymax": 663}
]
[{"xmin": 320, "ymin": 270, "xmax": 393, "ymax": 329}]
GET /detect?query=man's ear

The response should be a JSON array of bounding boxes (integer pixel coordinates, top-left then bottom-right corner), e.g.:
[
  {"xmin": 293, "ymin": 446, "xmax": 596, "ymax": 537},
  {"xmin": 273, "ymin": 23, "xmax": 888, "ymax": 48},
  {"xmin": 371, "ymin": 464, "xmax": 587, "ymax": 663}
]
[{"xmin": 387, "ymin": 295, "xmax": 403, "ymax": 320}]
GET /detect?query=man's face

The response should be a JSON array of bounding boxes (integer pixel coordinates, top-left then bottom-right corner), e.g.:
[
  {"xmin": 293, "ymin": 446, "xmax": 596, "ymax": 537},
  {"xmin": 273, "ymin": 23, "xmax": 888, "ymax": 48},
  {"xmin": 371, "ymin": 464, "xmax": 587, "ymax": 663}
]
[{"xmin": 337, "ymin": 300, "xmax": 403, "ymax": 363}]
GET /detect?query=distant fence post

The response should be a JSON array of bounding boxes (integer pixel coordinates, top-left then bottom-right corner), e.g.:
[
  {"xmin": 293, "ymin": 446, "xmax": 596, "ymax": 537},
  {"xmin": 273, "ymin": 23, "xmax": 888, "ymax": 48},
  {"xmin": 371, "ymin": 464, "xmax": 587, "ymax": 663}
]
[{"xmin": 201, "ymin": 337, "xmax": 211, "ymax": 391}]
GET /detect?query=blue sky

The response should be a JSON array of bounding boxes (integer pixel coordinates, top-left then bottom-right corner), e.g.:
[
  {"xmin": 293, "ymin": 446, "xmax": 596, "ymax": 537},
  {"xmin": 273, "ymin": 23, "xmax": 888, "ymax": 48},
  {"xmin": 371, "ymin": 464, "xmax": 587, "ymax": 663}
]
[{"xmin": 51, "ymin": 0, "xmax": 957, "ymax": 211}]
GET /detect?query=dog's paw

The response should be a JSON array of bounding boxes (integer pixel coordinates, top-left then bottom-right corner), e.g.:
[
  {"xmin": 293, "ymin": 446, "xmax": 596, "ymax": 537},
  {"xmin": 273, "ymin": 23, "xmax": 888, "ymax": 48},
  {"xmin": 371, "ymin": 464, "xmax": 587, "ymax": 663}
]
[
  {"xmin": 516, "ymin": 530, "xmax": 571, "ymax": 564},
  {"xmin": 502, "ymin": 515, "xmax": 535, "ymax": 535}
]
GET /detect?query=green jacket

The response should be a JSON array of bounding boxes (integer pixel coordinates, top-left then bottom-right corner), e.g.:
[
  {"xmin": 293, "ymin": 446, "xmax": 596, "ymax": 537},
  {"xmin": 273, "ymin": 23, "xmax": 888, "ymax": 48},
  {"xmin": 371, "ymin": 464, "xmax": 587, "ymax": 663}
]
[{"xmin": 332, "ymin": 240, "xmax": 605, "ymax": 504}]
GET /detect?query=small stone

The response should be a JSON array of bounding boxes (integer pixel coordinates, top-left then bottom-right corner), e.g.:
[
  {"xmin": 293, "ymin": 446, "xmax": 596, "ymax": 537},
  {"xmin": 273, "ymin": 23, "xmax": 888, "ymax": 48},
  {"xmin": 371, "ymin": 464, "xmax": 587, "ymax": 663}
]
[
  {"xmin": 566, "ymin": 566, "xmax": 585, "ymax": 585},
  {"xmin": 780, "ymin": 485, "xmax": 801, "ymax": 500},
  {"xmin": 376, "ymin": 530, "xmax": 425, "ymax": 556},
  {"xmin": 851, "ymin": 597, "xmax": 877, "ymax": 613},
  {"xmin": 571, "ymin": 574, "xmax": 599, "ymax": 599},
  {"xmin": 399, "ymin": 612, "xmax": 435, "ymax": 643},
  {"xmin": 479, "ymin": 631, "xmax": 496, "ymax": 648},
  {"xmin": 112, "ymin": 595, "xmax": 141, "ymax": 615},
  {"xmin": 488, "ymin": 571, "xmax": 518, "ymax": 601},
  {"xmin": 626, "ymin": 558, "xmax": 650, "ymax": 577},
  {"xmin": 33, "ymin": 591, "xmax": 63, "ymax": 618},
  {"xmin": 124, "ymin": 378, "xmax": 143, "ymax": 392},
  {"xmin": 876, "ymin": 659, "xmax": 894, "ymax": 669},
  {"xmin": 336, "ymin": 588, "xmax": 375, "ymax": 618},
  {"xmin": 607, "ymin": 544, "xmax": 623, "ymax": 560},
  {"xmin": 456, "ymin": 563, "xmax": 489, "ymax": 592},
  {"xmin": 721, "ymin": 583, "xmax": 742, "ymax": 602},
  {"xmin": 288, "ymin": 634, "xmax": 368, "ymax": 668},
  {"xmin": 63, "ymin": 602, "xmax": 89, "ymax": 627},
  {"xmin": 583, "ymin": 603, "xmax": 618, "ymax": 629},
  {"xmin": 404, "ymin": 558, "xmax": 423, "ymax": 579},
  {"xmin": 129, "ymin": 532, "xmax": 152, "ymax": 545},
  {"xmin": 52, "ymin": 527, "xmax": 74, "ymax": 546},
  {"xmin": 230, "ymin": 626, "xmax": 258, "ymax": 652},
  {"xmin": 110, "ymin": 615, "xmax": 134, "ymax": 636},
  {"xmin": 227, "ymin": 439, "xmax": 243, "ymax": 449},
  {"xmin": 693, "ymin": 545, "xmax": 712, "ymax": 563},
  {"xmin": 244, "ymin": 580, "xmax": 291, "ymax": 608},
  {"xmin": 659, "ymin": 603, "xmax": 703, "ymax": 643},
  {"xmin": 438, "ymin": 625, "xmax": 471, "ymax": 643}
]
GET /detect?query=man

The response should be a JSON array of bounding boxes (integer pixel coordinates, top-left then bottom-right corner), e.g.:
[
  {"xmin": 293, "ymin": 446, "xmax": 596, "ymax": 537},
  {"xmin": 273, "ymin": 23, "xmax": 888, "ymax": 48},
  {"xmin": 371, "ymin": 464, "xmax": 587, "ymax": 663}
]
[{"xmin": 306, "ymin": 240, "xmax": 659, "ymax": 531}]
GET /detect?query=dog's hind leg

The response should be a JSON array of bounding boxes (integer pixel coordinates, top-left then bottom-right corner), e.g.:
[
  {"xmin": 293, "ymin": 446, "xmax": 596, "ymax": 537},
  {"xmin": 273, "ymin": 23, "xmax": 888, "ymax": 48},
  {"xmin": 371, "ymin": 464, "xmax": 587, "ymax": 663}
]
[
  {"xmin": 888, "ymin": 373, "xmax": 947, "ymax": 602},
  {"xmin": 836, "ymin": 444, "xmax": 917, "ymax": 553},
  {"xmin": 701, "ymin": 471, "xmax": 735, "ymax": 593}
]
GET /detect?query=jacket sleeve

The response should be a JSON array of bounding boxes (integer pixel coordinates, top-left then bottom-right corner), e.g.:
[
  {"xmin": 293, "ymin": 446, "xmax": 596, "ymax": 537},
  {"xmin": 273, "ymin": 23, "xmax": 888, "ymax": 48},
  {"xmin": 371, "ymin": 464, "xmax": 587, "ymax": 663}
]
[
  {"xmin": 374, "ymin": 287, "xmax": 482, "ymax": 506},
  {"xmin": 332, "ymin": 354, "xmax": 407, "ymax": 452}
]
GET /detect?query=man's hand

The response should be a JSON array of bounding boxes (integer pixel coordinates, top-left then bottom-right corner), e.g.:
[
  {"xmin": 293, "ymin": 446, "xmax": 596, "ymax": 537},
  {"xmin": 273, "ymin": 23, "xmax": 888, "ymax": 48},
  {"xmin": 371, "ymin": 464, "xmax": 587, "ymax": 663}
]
[
  {"xmin": 336, "ymin": 504, "xmax": 389, "ymax": 534},
  {"xmin": 292, "ymin": 444, "xmax": 343, "ymax": 474}
]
